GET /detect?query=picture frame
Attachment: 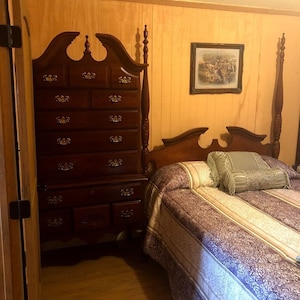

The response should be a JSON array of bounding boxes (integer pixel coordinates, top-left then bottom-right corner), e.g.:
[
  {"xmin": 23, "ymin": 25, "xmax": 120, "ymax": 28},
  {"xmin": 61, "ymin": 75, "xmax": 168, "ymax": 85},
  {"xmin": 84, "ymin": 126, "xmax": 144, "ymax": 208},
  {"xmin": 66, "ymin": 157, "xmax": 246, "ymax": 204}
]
[{"xmin": 190, "ymin": 42, "xmax": 244, "ymax": 94}]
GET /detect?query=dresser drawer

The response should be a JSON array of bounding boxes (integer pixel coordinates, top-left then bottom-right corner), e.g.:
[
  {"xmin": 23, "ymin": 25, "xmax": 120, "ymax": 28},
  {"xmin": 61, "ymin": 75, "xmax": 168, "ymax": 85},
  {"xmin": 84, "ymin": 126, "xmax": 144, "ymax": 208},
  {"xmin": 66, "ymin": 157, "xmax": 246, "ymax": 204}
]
[
  {"xmin": 111, "ymin": 67, "xmax": 140, "ymax": 89},
  {"xmin": 112, "ymin": 200, "xmax": 142, "ymax": 226},
  {"xmin": 69, "ymin": 65, "xmax": 107, "ymax": 88},
  {"xmin": 35, "ymin": 110, "xmax": 139, "ymax": 131},
  {"xmin": 39, "ymin": 209, "xmax": 72, "ymax": 236},
  {"xmin": 34, "ymin": 89, "xmax": 90, "ymax": 110},
  {"xmin": 36, "ymin": 129, "xmax": 139, "ymax": 155},
  {"xmin": 33, "ymin": 65, "xmax": 68, "ymax": 87},
  {"xmin": 73, "ymin": 204, "xmax": 110, "ymax": 232},
  {"xmin": 38, "ymin": 181, "xmax": 146, "ymax": 209},
  {"xmin": 92, "ymin": 90, "xmax": 139, "ymax": 109},
  {"xmin": 37, "ymin": 151, "xmax": 140, "ymax": 181}
]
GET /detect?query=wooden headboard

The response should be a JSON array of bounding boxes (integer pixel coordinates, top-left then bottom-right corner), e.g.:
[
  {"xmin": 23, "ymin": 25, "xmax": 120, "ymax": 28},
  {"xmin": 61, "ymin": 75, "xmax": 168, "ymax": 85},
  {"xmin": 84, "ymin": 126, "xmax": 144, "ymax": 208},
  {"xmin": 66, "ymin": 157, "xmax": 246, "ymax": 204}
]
[{"xmin": 147, "ymin": 34, "xmax": 286, "ymax": 175}]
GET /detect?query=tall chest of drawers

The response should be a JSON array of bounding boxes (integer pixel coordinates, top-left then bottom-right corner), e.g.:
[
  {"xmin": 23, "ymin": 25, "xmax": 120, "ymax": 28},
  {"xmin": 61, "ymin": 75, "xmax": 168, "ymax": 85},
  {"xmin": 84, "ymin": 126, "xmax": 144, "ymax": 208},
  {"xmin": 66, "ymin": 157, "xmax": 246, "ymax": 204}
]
[{"xmin": 33, "ymin": 30, "xmax": 149, "ymax": 245}]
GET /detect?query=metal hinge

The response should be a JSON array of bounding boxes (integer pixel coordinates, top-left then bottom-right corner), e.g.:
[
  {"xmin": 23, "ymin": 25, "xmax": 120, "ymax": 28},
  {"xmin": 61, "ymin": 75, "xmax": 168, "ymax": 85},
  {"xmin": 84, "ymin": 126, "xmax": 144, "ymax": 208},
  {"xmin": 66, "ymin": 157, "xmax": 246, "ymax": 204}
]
[
  {"xmin": 0, "ymin": 25, "xmax": 22, "ymax": 48},
  {"xmin": 10, "ymin": 200, "xmax": 31, "ymax": 220}
]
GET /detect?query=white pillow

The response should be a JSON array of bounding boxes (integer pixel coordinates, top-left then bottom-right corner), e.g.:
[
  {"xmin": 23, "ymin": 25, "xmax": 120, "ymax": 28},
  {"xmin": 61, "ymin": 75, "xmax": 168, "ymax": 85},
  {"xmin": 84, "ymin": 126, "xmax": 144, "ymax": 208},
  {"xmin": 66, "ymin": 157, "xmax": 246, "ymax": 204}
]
[{"xmin": 179, "ymin": 161, "xmax": 216, "ymax": 188}]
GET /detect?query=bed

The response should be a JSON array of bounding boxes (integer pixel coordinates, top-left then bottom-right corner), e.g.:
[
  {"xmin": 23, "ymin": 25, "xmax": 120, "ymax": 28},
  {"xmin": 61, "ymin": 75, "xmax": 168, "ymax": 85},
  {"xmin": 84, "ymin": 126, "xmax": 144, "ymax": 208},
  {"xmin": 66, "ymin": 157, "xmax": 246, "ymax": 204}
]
[{"xmin": 143, "ymin": 35, "xmax": 300, "ymax": 299}]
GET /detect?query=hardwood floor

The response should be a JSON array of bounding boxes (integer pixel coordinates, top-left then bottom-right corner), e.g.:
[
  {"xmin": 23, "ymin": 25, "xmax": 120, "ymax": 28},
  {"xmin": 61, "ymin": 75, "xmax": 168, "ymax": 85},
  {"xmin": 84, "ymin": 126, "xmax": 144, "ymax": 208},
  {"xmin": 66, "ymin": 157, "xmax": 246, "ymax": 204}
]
[{"xmin": 41, "ymin": 238, "xmax": 173, "ymax": 300}]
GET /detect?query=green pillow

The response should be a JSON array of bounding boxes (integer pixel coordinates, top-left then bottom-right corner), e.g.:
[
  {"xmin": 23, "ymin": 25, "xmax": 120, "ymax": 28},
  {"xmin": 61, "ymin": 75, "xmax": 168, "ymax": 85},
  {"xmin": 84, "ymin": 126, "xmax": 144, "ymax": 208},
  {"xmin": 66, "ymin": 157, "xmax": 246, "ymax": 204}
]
[
  {"xmin": 207, "ymin": 151, "xmax": 270, "ymax": 186},
  {"xmin": 222, "ymin": 168, "xmax": 290, "ymax": 195}
]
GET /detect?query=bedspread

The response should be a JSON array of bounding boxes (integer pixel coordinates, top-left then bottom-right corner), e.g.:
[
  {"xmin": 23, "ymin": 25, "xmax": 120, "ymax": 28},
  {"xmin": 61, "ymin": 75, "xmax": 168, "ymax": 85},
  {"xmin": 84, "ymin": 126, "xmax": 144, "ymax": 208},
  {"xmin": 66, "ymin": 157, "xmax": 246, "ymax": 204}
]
[{"xmin": 144, "ymin": 163, "xmax": 300, "ymax": 300}]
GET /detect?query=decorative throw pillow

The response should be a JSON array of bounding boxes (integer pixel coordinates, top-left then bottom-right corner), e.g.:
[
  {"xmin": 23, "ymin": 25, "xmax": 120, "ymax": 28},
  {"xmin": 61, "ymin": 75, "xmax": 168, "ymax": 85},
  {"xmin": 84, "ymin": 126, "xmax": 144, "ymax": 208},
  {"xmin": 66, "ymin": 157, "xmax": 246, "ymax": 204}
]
[
  {"xmin": 179, "ymin": 161, "xmax": 216, "ymax": 188},
  {"xmin": 222, "ymin": 168, "xmax": 290, "ymax": 195},
  {"xmin": 207, "ymin": 151, "xmax": 270, "ymax": 186},
  {"xmin": 147, "ymin": 161, "xmax": 215, "ymax": 194}
]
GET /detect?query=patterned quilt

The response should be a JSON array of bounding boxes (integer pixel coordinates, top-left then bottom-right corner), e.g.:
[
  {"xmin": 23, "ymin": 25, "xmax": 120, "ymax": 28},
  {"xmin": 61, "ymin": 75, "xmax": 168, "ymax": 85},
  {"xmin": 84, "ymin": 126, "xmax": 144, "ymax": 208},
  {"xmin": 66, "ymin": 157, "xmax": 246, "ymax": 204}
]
[{"xmin": 143, "ymin": 160, "xmax": 300, "ymax": 300}]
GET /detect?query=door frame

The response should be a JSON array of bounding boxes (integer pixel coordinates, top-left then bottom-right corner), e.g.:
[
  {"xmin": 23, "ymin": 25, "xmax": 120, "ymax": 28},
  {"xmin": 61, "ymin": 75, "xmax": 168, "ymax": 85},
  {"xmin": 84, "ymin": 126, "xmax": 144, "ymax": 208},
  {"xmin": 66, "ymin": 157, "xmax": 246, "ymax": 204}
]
[
  {"xmin": 0, "ymin": 0, "xmax": 41, "ymax": 299},
  {"xmin": 0, "ymin": 0, "xmax": 25, "ymax": 297}
]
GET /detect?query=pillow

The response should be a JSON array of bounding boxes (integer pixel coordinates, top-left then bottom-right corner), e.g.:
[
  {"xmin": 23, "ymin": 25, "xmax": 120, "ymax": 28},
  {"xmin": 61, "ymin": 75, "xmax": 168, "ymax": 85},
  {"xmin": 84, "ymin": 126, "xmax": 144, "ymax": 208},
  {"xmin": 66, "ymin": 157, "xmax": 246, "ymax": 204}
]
[
  {"xmin": 148, "ymin": 161, "xmax": 215, "ymax": 193},
  {"xmin": 222, "ymin": 168, "xmax": 290, "ymax": 195},
  {"xmin": 261, "ymin": 155, "xmax": 300, "ymax": 179},
  {"xmin": 207, "ymin": 151, "xmax": 270, "ymax": 185},
  {"xmin": 178, "ymin": 161, "xmax": 216, "ymax": 188}
]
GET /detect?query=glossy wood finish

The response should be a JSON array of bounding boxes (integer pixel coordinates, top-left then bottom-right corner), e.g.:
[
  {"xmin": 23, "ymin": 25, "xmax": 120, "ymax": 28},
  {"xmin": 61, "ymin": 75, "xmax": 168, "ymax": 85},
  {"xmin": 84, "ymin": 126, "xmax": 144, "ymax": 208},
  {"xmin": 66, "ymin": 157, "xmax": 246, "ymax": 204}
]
[
  {"xmin": 148, "ymin": 126, "xmax": 274, "ymax": 174},
  {"xmin": 41, "ymin": 239, "xmax": 172, "ymax": 300},
  {"xmin": 33, "ymin": 28, "xmax": 150, "ymax": 246}
]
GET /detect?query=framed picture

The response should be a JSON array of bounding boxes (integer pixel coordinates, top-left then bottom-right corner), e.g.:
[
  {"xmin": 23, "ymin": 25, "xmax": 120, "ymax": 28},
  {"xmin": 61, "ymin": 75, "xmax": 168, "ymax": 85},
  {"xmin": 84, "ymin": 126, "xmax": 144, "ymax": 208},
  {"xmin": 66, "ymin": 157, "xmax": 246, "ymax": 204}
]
[{"xmin": 190, "ymin": 43, "xmax": 244, "ymax": 94}]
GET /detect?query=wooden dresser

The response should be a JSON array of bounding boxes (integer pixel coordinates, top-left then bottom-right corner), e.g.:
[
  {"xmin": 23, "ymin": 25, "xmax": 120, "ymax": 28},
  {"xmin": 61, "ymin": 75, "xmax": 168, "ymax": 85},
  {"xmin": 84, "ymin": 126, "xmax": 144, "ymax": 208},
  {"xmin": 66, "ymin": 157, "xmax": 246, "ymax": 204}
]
[{"xmin": 33, "ymin": 28, "xmax": 149, "ymax": 246}]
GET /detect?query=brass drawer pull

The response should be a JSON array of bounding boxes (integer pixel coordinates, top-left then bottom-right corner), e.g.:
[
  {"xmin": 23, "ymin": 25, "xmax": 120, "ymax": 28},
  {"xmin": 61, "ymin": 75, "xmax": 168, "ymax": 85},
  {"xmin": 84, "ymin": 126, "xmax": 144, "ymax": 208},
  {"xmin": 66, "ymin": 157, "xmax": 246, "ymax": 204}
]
[
  {"xmin": 118, "ymin": 76, "xmax": 131, "ymax": 84},
  {"xmin": 109, "ymin": 95, "xmax": 122, "ymax": 103},
  {"xmin": 55, "ymin": 95, "xmax": 70, "ymax": 103},
  {"xmin": 47, "ymin": 195, "xmax": 63, "ymax": 205},
  {"xmin": 57, "ymin": 162, "xmax": 74, "ymax": 171},
  {"xmin": 47, "ymin": 218, "xmax": 63, "ymax": 227},
  {"xmin": 109, "ymin": 115, "xmax": 122, "ymax": 123},
  {"xmin": 108, "ymin": 159, "xmax": 123, "ymax": 167},
  {"xmin": 82, "ymin": 71, "xmax": 96, "ymax": 80},
  {"xmin": 109, "ymin": 136, "xmax": 122, "ymax": 143},
  {"xmin": 120, "ymin": 188, "xmax": 134, "ymax": 197},
  {"xmin": 56, "ymin": 116, "xmax": 70, "ymax": 124},
  {"xmin": 120, "ymin": 209, "xmax": 134, "ymax": 218},
  {"xmin": 42, "ymin": 74, "xmax": 58, "ymax": 82},
  {"xmin": 57, "ymin": 137, "xmax": 71, "ymax": 146}
]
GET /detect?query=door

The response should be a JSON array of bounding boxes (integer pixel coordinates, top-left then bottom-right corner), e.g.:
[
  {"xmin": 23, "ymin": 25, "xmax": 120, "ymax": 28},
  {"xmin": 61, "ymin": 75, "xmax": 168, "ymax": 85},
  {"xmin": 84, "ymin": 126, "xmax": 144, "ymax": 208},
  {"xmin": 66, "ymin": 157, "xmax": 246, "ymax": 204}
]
[{"xmin": 0, "ymin": 0, "xmax": 41, "ymax": 299}]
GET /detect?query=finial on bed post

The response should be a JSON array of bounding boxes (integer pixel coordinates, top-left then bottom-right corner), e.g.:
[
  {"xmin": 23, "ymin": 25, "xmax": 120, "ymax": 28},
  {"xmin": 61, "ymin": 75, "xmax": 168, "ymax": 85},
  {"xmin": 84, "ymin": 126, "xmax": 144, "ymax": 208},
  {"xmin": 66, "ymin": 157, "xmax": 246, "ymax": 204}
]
[
  {"xmin": 84, "ymin": 35, "xmax": 91, "ymax": 54},
  {"xmin": 273, "ymin": 33, "xmax": 285, "ymax": 159},
  {"xmin": 141, "ymin": 25, "xmax": 150, "ymax": 176}
]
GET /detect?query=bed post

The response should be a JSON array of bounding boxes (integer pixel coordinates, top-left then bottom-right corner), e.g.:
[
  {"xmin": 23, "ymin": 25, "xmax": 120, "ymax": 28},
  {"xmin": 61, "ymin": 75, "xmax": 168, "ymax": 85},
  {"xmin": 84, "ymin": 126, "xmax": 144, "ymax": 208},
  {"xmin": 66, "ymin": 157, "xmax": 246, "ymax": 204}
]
[
  {"xmin": 141, "ymin": 25, "xmax": 150, "ymax": 175},
  {"xmin": 273, "ymin": 33, "xmax": 285, "ymax": 158}
]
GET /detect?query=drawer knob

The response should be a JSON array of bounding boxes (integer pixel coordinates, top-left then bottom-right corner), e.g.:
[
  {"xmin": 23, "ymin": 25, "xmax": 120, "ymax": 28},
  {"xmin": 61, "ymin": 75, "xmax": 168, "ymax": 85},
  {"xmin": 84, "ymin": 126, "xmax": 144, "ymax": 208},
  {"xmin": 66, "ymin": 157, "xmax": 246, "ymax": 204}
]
[
  {"xmin": 82, "ymin": 71, "xmax": 96, "ymax": 80},
  {"xmin": 120, "ymin": 209, "xmax": 134, "ymax": 218},
  {"xmin": 109, "ymin": 95, "xmax": 122, "ymax": 103},
  {"xmin": 120, "ymin": 188, "xmax": 134, "ymax": 197},
  {"xmin": 109, "ymin": 135, "xmax": 122, "ymax": 143},
  {"xmin": 57, "ymin": 137, "xmax": 71, "ymax": 146},
  {"xmin": 57, "ymin": 162, "xmax": 74, "ymax": 171},
  {"xmin": 109, "ymin": 115, "xmax": 122, "ymax": 123},
  {"xmin": 47, "ymin": 218, "xmax": 63, "ymax": 227},
  {"xmin": 118, "ymin": 76, "xmax": 131, "ymax": 84},
  {"xmin": 47, "ymin": 195, "xmax": 63, "ymax": 205},
  {"xmin": 108, "ymin": 159, "xmax": 123, "ymax": 167},
  {"xmin": 55, "ymin": 95, "xmax": 70, "ymax": 103},
  {"xmin": 42, "ymin": 74, "xmax": 58, "ymax": 82},
  {"xmin": 56, "ymin": 116, "xmax": 70, "ymax": 124}
]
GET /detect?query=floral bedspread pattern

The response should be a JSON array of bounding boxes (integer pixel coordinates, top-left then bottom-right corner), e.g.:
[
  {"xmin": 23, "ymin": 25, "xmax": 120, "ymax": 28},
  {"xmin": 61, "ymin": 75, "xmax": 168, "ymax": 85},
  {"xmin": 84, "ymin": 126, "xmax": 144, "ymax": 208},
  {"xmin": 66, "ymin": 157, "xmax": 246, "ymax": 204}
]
[{"xmin": 144, "ymin": 162, "xmax": 300, "ymax": 300}]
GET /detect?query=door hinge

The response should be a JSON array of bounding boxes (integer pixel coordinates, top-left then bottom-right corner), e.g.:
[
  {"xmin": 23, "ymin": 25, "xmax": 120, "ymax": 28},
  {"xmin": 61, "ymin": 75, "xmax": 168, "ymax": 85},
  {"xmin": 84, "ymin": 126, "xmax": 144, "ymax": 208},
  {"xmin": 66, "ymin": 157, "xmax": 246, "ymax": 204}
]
[
  {"xmin": 10, "ymin": 200, "xmax": 31, "ymax": 220},
  {"xmin": 0, "ymin": 25, "xmax": 22, "ymax": 48}
]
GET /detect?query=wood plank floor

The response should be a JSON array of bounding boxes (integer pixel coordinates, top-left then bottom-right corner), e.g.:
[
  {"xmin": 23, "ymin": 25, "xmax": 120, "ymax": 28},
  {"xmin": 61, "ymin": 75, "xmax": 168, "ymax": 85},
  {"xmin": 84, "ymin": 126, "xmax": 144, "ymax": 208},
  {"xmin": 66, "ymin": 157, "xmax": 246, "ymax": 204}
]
[{"xmin": 41, "ymin": 238, "xmax": 173, "ymax": 300}]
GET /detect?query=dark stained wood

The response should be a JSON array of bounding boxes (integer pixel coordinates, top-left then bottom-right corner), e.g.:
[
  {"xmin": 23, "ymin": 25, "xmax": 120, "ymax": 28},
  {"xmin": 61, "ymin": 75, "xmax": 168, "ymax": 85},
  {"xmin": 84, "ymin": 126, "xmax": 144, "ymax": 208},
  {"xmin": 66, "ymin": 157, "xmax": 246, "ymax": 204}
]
[
  {"xmin": 295, "ymin": 121, "xmax": 300, "ymax": 167},
  {"xmin": 141, "ymin": 25, "xmax": 150, "ymax": 176},
  {"xmin": 148, "ymin": 126, "xmax": 273, "ymax": 174},
  {"xmin": 33, "ymin": 27, "xmax": 150, "ymax": 246},
  {"xmin": 273, "ymin": 33, "xmax": 285, "ymax": 158}
]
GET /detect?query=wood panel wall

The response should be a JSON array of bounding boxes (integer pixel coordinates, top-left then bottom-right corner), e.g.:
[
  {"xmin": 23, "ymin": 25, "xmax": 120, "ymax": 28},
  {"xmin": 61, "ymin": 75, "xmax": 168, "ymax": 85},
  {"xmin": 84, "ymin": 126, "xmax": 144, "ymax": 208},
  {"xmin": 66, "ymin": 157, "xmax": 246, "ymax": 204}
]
[{"xmin": 25, "ymin": 0, "xmax": 300, "ymax": 165}]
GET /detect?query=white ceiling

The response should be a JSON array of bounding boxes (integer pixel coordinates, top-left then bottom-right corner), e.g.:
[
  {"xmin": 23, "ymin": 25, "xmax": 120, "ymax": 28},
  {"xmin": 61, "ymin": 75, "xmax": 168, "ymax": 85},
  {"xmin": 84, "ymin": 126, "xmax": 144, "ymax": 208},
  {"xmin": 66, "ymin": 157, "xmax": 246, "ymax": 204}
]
[{"xmin": 173, "ymin": 0, "xmax": 300, "ymax": 14}]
